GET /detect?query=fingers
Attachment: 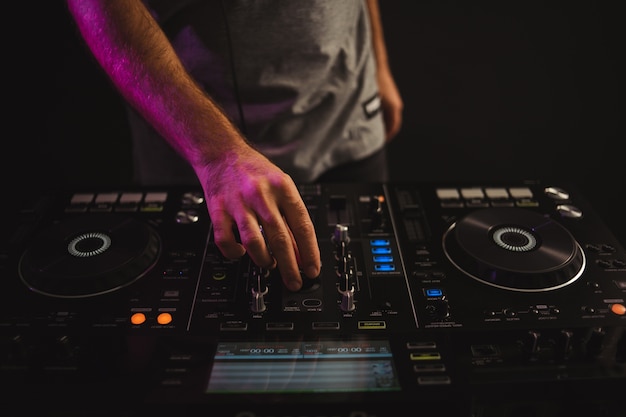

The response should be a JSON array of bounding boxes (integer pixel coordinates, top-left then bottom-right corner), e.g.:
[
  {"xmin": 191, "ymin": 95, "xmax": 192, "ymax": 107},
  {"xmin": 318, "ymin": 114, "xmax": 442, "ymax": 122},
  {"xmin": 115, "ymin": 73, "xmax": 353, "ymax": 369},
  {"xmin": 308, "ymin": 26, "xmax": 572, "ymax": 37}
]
[
  {"xmin": 271, "ymin": 181, "xmax": 321, "ymax": 289},
  {"xmin": 259, "ymin": 215, "xmax": 303, "ymax": 291},
  {"xmin": 209, "ymin": 207, "xmax": 246, "ymax": 259},
  {"xmin": 207, "ymin": 176, "xmax": 320, "ymax": 292},
  {"xmin": 254, "ymin": 183, "xmax": 320, "ymax": 291},
  {"xmin": 281, "ymin": 198, "xmax": 321, "ymax": 280},
  {"xmin": 211, "ymin": 207, "xmax": 276, "ymax": 269},
  {"xmin": 234, "ymin": 218, "xmax": 277, "ymax": 270}
]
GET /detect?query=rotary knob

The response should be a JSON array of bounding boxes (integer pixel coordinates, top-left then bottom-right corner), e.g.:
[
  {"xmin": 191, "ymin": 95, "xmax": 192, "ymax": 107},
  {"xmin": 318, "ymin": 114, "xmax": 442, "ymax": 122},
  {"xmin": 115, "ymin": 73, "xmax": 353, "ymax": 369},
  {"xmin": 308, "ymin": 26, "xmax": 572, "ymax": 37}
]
[
  {"xmin": 556, "ymin": 204, "xmax": 583, "ymax": 219},
  {"xmin": 332, "ymin": 224, "xmax": 350, "ymax": 245},
  {"xmin": 181, "ymin": 192, "xmax": 204, "ymax": 205},
  {"xmin": 175, "ymin": 209, "xmax": 200, "ymax": 224},
  {"xmin": 544, "ymin": 186, "xmax": 570, "ymax": 200}
]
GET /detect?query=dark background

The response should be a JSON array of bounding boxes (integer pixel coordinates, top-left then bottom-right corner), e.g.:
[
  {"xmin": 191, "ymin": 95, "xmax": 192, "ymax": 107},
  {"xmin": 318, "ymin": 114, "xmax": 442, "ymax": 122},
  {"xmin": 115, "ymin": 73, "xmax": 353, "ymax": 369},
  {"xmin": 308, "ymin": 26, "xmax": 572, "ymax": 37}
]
[{"xmin": 10, "ymin": 1, "xmax": 624, "ymax": 242}]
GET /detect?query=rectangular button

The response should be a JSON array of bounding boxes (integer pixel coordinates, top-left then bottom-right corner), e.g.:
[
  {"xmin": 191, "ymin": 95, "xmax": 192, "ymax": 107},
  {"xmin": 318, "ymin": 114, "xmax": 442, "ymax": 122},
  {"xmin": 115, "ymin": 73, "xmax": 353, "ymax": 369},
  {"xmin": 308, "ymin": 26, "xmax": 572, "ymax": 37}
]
[
  {"xmin": 414, "ymin": 363, "xmax": 446, "ymax": 373},
  {"xmin": 375, "ymin": 264, "xmax": 395, "ymax": 272},
  {"xmin": 312, "ymin": 322, "xmax": 340, "ymax": 330},
  {"xmin": 220, "ymin": 322, "xmax": 248, "ymax": 331},
  {"xmin": 266, "ymin": 322, "xmax": 294, "ymax": 331},
  {"xmin": 410, "ymin": 352, "xmax": 442, "ymax": 361},
  {"xmin": 406, "ymin": 341, "xmax": 437, "ymax": 350},
  {"xmin": 358, "ymin": 321, "xmax": 386, "ymax": 330},
  {"xmin": 417, "ymin": 375, "xmax": 451, "ymax": 385}
]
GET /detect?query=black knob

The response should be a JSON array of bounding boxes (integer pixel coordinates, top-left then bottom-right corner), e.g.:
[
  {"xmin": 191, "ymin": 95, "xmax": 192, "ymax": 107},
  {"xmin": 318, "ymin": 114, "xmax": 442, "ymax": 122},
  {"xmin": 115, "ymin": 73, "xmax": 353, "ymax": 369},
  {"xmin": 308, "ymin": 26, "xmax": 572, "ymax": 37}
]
[
  {"xmin": 585, "ymin": 327, "xmax": 606, "ymax": 358},
  {"xmin": 425, "ymin": 299, "xmax": 449, "ymax": 320},
  {"xmin": 522, "ymin": 330, "xmax": 541, "ymax": 357}
]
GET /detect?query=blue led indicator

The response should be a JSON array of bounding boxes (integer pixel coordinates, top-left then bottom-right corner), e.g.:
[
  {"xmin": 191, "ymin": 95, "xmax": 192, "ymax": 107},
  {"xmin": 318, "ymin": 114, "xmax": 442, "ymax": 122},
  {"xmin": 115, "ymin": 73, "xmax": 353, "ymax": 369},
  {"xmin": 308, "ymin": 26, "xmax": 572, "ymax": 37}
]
[
  {"xmin": 425, "ymin": 288, "xmax": 443, "ymax": 297},
  {"xmin": 375, "ymin": 264, "xmax": 396, "ymax": 272},
  {"xmin": 373, "ymin": 255, "xmax": 393, "ymax": 263},
  {"xmin": 371, "ymin": 247, "xmax": 392, "ymax": 254},
  {"xmin": 370, "ymin": 239, "xmax": 390, "ymax": 246}
]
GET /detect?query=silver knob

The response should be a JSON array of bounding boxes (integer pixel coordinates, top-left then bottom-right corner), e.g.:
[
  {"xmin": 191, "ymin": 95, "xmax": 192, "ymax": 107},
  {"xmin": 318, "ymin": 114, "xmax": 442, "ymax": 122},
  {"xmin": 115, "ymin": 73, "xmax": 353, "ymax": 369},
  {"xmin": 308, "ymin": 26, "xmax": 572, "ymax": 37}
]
[{"xmin": 332, "ymin": 224, "xmax": 350, "ymax": 244}]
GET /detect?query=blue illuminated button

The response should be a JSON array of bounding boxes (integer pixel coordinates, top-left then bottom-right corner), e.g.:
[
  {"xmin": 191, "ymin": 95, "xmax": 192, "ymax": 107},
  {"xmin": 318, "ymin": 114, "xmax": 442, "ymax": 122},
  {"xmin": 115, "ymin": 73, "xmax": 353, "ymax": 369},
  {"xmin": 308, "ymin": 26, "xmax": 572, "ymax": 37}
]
[
  {"xmin": 370, "ymin": 239, "xmax": 390, "ymax": 246},
  {"xmin": 375, "ymin": 264, "xmax": 396, "ymax": 272},
  {"xmin": 372, "ymin": 247, "xmax": 392, "ymax": 254},
  {"xmin": 424, "ymin": 288, "xmax": 443, "ymax": 297},
  {"xmin": 373, "ymin": 255, "xmax": 393, "ymax": 263}
]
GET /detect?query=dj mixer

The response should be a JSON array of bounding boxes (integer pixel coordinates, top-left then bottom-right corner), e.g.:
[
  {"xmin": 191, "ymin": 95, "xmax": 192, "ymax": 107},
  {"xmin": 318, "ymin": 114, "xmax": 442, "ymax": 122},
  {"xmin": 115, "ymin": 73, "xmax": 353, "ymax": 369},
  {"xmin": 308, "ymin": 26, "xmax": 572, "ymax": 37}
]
[{"xmin": 1, "ymin": 180, "xmax": 625, "ymax": 416}]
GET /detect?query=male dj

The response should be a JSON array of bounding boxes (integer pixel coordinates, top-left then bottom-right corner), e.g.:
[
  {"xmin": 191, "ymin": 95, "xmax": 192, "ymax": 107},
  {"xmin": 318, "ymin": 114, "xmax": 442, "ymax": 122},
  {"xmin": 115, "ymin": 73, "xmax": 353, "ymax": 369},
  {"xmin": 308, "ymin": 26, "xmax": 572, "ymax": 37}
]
[{"xmin": 65, "ymin": 0, "xmax": 404, "ymax": 291}]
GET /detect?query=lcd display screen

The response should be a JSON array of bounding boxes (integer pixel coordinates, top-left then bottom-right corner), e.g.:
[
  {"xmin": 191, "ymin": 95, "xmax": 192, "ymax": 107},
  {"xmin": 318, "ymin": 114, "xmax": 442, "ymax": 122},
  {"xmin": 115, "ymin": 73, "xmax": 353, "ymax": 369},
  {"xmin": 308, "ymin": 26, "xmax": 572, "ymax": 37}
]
[{"xmin": 206, "ymin": 340, "xmax": 401, "ymax": 393}]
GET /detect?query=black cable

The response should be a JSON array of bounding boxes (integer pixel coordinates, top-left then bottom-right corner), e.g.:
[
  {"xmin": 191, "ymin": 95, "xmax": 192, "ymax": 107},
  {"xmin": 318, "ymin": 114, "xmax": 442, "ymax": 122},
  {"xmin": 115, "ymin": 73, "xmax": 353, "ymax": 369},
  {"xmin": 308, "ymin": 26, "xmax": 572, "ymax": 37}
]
[{"xmin": 219, "ymin": 0, "xmax": 248, "ymax": 135}]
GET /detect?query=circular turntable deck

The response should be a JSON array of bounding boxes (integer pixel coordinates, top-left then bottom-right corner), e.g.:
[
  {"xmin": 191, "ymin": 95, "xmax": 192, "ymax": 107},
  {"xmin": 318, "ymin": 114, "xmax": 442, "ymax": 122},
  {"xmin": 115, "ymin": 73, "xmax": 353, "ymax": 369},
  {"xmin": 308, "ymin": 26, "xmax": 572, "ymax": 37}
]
[
  {"xmin": 443, "ymin": 208, "xmax": 586, "ymax": 292},
  {"xmin": 18, "ymin": 214, "xmax": 161, "ymax": 298}
]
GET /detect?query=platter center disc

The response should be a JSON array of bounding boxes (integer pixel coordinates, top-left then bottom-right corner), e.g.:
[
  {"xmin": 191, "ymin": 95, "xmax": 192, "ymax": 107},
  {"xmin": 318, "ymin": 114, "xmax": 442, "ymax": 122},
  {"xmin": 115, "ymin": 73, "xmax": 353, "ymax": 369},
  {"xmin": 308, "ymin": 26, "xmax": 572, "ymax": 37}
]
[
  {"xmin": 67, "ymin": 232, "xmax": 112, "ymax": 257},
  {"xmin": 492, "ymin": 226, "xmax": 537, "ymax": 252}
]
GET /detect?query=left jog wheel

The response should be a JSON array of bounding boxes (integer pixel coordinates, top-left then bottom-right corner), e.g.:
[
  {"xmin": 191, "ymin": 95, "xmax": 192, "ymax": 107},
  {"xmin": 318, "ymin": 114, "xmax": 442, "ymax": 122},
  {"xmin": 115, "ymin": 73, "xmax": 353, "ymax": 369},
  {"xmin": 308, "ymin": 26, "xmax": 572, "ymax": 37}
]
[{"xmin": 18, "ymin": 214, "xmax": 161, "ymax": 298}]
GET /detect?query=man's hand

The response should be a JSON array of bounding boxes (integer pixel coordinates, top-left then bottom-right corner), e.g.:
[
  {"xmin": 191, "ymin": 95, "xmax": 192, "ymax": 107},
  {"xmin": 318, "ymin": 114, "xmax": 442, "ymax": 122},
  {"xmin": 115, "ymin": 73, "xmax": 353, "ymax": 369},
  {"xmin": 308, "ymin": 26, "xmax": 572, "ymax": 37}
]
[
  {"xmin": 195, "ymin": 146, "xmax": 321, "ymax": 292},
  {"xmin": 66, "ymin": 0, "xmax": 322, "ymax": 292}
]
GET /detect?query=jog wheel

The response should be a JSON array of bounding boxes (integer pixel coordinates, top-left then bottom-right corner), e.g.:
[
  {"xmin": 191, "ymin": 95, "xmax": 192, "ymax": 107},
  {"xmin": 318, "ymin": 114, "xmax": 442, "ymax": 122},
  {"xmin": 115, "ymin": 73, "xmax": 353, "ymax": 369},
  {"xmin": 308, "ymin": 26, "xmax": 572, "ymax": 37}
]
[
  {"xmin": 443, "ymin": 208, "xmax": 585, "ymax": 292},
  {"xmin": 18, "ymin": 214, "xmax": 161, "ymax": 298}
]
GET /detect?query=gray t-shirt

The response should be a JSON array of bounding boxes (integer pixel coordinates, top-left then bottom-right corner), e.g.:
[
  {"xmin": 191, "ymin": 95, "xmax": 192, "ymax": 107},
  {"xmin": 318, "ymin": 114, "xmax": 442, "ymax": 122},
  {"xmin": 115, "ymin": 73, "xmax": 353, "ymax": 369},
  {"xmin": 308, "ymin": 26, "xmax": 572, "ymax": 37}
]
[{"xmin": 131, "ymin": 0, "xmax": 385, "ymax": 184}]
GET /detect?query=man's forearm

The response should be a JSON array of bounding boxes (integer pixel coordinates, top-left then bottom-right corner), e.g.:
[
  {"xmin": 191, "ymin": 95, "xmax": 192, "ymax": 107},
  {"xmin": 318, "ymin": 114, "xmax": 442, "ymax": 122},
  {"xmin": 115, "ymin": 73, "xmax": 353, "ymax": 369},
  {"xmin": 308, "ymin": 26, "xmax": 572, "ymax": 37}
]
[
  {"xmin": 66, "ymin": 0, "xmax": 246, "ymax": 168},
  {"xmin": 366, "ymin": 0, "xmax": 391, "ymax": 74}
]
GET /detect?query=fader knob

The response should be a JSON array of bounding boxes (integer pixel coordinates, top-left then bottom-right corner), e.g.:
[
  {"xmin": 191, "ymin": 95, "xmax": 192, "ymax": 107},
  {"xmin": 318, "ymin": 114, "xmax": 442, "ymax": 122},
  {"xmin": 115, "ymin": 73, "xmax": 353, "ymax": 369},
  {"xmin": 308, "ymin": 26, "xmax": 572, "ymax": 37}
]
[
  {"xmin": 585, "ymin": 327, "xmax": 606, "ymax": 358},
  {"xmin": 521, "ymin": 330, "xmax": 541, "ymax": 358},
  {"xmin": 332, "ymin": 224, "xmax": 350, "ymax": 245},
  {"xmin": 54, "ymin": 335, "xmax": 78, "ymax": 361},
  {"xmin": 332, "ymin": 224, "xmax": 350, "ymax": 262},
  {"xmin": 339, "ymin": 287, "xmax": 355, "ymax": 312},
  {"xmin": 555, "ymin": 330, "xmax": 573, "ymax": 361},
  {"xmin": 250, "ymin": 266, "xmax": 269, "ymax": 313}
]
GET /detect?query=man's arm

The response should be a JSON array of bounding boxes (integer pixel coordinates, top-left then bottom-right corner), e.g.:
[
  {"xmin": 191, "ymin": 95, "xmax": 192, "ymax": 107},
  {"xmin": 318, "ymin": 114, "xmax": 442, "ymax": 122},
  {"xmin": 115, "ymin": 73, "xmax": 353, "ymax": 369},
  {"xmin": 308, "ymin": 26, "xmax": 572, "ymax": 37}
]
[
  {"xmin": 366, "ymin": 0, "xmax": 404, "ymax": 141},
  {"xmin": 65, "ymin": 0, "xmax": 320, "ymax": 291}
]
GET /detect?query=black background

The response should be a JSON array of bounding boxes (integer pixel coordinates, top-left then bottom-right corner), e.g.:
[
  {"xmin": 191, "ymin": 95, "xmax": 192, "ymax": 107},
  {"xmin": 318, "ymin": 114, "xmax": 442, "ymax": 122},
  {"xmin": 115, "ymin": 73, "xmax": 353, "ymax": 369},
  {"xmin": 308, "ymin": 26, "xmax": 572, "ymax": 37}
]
[{"xmin": 9, "ymin": 1, "xmax": 624, "ymax": 243}]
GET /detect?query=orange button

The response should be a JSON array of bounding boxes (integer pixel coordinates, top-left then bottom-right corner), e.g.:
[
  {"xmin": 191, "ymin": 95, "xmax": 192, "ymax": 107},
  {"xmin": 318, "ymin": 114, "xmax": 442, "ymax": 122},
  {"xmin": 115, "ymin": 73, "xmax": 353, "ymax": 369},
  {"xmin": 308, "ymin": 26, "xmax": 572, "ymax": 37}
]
[
  {"xmin": 610, "ymin": 303, "xmax": 626, "ymax": 315},
  {"xmin": 157, "ymin": 312, "xmax": 173, "ymax": 325},
  {"xmin": 130, "ymin": 312, "xmax": 146, "ymax": 325}
]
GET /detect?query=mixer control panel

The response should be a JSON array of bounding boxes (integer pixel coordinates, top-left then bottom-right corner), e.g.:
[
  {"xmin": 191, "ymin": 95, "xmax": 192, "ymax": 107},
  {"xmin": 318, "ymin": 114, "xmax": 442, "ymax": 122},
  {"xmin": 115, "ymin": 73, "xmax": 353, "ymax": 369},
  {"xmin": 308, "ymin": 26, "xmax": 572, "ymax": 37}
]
[{"xmin": 1, "ymin": 181, "xmax": 624, "ymax": 416}]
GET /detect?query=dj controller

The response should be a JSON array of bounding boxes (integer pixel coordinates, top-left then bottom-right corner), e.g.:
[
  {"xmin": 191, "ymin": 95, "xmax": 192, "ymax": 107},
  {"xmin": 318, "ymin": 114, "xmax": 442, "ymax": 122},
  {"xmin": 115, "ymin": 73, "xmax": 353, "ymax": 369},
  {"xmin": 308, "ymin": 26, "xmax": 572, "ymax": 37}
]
[{"xmin": 1, "ymin": 180, "xmax": 625, "ymax": 416}]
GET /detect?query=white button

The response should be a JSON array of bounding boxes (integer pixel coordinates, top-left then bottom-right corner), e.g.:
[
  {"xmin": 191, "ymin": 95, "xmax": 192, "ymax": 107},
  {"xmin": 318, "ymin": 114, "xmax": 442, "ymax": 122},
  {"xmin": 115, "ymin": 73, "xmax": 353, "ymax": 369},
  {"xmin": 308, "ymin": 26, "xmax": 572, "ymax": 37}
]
[
  {"xmin": 484, "ymin": 188, "xmax": 509, "ymax": 199},
  {"xmin": 436, "ymin": 188, "xmax": 460, "ymax": 199},
  {"xmin": 508, "ymin": 187, "xmax": 533, "ymax": 198},
  {"xmin": 460, "ymin": 188, "xmax": 484, "ymax": 199}
]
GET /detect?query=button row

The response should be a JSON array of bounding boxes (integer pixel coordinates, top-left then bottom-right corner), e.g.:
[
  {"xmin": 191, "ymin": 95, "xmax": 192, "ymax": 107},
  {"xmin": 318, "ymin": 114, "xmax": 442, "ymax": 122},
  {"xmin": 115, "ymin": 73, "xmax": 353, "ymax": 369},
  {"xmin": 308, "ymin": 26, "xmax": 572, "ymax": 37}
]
[
  {"xmin": 436, "ymin": 186, "xmax": 538, "ymax": 208},
  {"xmin": 217, "ymin": 320, "xmax": 388, "ymax": 332},
  {"xmin": 66, "ymin": 191, "xmax": 169, "ymax": 213},
  {"xmin": 406, "ymin": 341, "xmax": 451, "ymax": 386}
]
